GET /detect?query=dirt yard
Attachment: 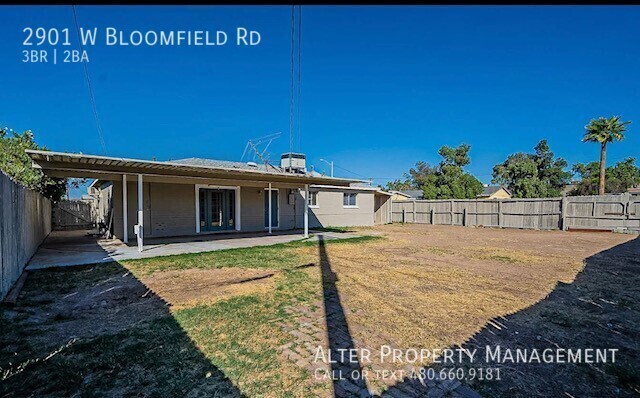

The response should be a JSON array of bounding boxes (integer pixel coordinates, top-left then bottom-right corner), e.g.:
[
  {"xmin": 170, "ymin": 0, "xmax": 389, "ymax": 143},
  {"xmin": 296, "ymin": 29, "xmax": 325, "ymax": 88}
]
[{"xmin": 1, "ymin": 225, "xmax": 637, "ymax": 397}]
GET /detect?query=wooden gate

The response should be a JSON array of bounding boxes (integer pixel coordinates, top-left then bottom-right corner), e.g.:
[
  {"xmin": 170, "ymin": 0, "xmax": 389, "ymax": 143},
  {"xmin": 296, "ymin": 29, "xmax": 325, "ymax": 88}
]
[{"xmin": 52, "ymin": 200, "xmax": 96, "ymax": 230}]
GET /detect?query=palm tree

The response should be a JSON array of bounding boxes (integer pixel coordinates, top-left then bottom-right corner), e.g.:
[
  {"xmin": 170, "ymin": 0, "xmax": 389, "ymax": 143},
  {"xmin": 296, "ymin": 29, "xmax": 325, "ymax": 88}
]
[{"xmin": 582, "ymin": 116, "xmax": 631, "ymax": 195}]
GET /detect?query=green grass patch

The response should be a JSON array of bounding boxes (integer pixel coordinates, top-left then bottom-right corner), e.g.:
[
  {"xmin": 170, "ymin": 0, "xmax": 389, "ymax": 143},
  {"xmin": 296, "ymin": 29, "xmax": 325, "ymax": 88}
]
[
  {"xmin": 123, "ymin": 235, "xmax": 381, "ymax": 275},
  {"xmin": 173, "ymin": 269, "xmax": 317, "ymax": 396}
]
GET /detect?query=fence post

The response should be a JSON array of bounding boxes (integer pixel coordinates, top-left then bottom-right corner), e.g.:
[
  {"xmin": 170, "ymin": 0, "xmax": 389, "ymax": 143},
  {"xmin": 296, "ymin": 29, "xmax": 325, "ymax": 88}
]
[
  {"xmin": 413, "ymin": 200, "xmax": 417, "ymax": 223},
  {"xmin": 403, "ymin": 208, "xmax": 406, "ymax": 223},
  {"xmin": 463, "ymin": 208, "xmax": 467, "ymax": 227},
  {"xmin": 431, "ymin": 208, "xmax": 435, "ymax": 225},
  {"xmin": 561, "ymin": 197, "xmax": 567, "ymax": 231},
  {"xmin": 623, "ymin": 192, "xmax": 631, "ymax": 229},
  {"xmin": 450, "ymin": 200, "xmax": 455, "ymax": 225},
  {"xmin": 497, "ymin": 200, "xmax": 502, "ymax": 228}
]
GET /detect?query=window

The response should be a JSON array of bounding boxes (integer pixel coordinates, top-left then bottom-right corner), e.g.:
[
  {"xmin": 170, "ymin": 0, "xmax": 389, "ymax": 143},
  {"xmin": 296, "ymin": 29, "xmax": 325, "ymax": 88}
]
[
  {"xmin": 308, "ymin": 191, "xmax": 318, "ymax": 207},
  {"xmin": 343, "ymin": 192, "xmax": 357, "ymax": 207}
]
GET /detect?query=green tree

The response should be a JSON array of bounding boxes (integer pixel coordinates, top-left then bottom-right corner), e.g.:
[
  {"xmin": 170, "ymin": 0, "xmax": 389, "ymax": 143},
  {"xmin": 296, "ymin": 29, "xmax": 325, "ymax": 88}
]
[
  {"xmin": 386, "ymin": 144, "xmax": 483, "ymax": 199},
  {"xmin": 571, "ymin": 158, "xmax": 640, "ymax": 195},
  {"xmin": 492, "ymin": 139, "xmax": 571, "ymax": 198},
  {"xmin": 0, "ymin": 128, "xmax": 67, "ymax": 201},
  {"xmin": 582, "ymin": 116, "xmax": 631, "ymax": 195}
]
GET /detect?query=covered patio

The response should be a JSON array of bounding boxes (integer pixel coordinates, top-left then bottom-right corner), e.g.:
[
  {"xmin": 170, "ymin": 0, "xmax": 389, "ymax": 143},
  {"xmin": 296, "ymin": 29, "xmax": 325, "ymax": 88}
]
[
  {"xmin": 26, "ymin": 228, "xmax": 361, "ymax": 270},
  {"xmin": 26, "ymin": 150, "xmax": 360, "ymax": 255}
]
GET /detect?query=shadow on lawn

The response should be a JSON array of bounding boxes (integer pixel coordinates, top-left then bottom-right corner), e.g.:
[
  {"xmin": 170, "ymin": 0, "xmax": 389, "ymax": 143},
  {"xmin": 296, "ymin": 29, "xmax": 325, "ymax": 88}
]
[
  {"xmin": 384, "ymin": 235, "xmax": 640, "ymax": 398},
  {"xmin": 0, "ymin": 261, "xmax": 241, "ymax": 397},
  {"xmin": 318, "ymin": 235, "xmax": 370, "ymax": 397}
]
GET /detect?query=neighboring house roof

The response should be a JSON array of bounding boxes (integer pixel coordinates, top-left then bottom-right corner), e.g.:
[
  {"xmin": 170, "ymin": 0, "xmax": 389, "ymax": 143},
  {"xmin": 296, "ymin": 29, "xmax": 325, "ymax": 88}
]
[
  {"xmin": 26, "ymin": 150, "xmax": 361, "ymax": 186},
  {"xmin": 628, "ymin": 187, "xmax": 640, "ymax": 194},
  {"xmin": 478, "ymin": 185, "xmax": 511, "ymax": 197},
  {"xmin": 389, "ymin": 190, "xmax": 413, "ymax": 198},
  {"xmin": 398, "ymin": 190, "xmax": 424, "ymax": 199}
]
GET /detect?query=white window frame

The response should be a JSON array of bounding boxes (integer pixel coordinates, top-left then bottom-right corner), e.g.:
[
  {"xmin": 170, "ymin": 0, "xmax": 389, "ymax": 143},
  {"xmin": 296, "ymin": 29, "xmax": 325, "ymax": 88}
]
[
  {"xmin": 343, "ymin": 192, "xmax": 358, "ymax": 208},
  {"xmin": 264, "ymin": 187, "xmax": 280, "ymax": 229},
  {"xmin": 308, "ymin": 191, "xmax": 319, "ymax": 208},
  {"xmin": 195, "ymin": 184, "xmax": 241, "ymax": 233}
]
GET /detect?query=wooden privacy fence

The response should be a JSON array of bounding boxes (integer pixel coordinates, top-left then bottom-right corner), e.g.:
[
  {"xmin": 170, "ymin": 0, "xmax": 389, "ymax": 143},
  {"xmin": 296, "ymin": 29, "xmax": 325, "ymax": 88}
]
[
  {"xmin": 392, "ymin": 193, "xmax": 640, "ymax": 232},
  {"xmin": 52, "ymin": 199, "xmax": 95, "ymax": 230},
  {"xmin": 0, "ymin": 172, "xmax": 52, "ymax": 301}
]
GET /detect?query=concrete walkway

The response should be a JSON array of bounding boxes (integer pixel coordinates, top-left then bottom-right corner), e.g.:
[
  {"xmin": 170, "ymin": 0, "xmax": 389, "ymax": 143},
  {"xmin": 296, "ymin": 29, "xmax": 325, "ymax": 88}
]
[{"xmin": 26, "ymin": 229, "xmax": 360, "ymax": 270}]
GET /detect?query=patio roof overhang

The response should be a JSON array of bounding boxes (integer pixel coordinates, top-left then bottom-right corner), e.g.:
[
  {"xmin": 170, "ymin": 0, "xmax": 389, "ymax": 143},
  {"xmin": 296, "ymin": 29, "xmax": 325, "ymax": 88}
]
[{"xmin": 26, "ymin": 150, "xmax": 361, "ymax": 187}]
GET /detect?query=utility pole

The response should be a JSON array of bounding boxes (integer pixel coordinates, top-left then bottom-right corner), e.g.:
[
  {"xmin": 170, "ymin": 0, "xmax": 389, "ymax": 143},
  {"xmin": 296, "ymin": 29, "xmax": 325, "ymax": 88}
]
[{"xmin": 319, "ymin": 158, "xmax": 334, "ymax": 177}]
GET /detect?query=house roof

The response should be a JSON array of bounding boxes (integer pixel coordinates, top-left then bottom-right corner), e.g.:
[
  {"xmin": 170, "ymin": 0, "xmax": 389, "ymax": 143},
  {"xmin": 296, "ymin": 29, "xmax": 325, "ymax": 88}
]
[
  {"xmin": 26, "ymin": 150, "xmax": 361, "ymax": 186},
  {"xmin": 479, "ymin": 185, "xmax": 511, "ymax": 197},
  {"xmin": 398, "ymin": 189, "xmax": 423, "ymax": 199},
  {"xmin": 389, "ymin": 190, "xmax": 413, "ymax": 198},
  {"xmin": 171, "ymin": 157, "xmax": 276, "ymax": 172}
]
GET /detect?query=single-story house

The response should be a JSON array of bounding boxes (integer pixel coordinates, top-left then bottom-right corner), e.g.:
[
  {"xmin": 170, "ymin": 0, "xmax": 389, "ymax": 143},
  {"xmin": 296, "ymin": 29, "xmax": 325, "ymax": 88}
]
[
  {"xmin": 27, "ymin": 150, "xmax": 392, "ymax": 251},
  {"xmin": 477, "ymin": 185, "xmax": 512, "ymax": 199}
]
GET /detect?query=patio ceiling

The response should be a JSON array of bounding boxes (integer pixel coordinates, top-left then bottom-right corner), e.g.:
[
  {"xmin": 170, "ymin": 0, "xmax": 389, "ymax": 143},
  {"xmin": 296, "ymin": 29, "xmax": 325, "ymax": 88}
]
[{"xmin": 27, "ymin": 150, "xmax": 360, "ymax": 186}]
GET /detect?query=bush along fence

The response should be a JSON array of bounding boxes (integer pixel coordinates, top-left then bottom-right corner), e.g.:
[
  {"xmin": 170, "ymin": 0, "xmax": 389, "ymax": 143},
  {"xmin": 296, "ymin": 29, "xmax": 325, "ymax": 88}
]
[
  {"xmin": 0, "ymin": 172, "xmax": 52, "ymax": 301},
  {"xmin": 391, "ymin": 193, "xmax": 640, "ymax": 233}
]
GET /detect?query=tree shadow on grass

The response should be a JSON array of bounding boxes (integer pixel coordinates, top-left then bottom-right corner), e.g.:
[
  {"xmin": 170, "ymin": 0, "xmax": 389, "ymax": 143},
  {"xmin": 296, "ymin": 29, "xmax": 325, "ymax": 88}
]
[
  {"xmin": 0, "ymin": 262, "xmax": 241, "ymax": 397},
  {"xmin": 383, "ymin": 235, "xmax": 640, "ymax": 398}
]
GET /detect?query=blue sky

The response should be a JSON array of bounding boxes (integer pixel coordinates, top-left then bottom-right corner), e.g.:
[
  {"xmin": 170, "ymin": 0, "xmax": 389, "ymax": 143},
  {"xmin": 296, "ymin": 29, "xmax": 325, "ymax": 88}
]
[{"xmin": 1, "ymin": 6, "xmax": 639, "ymax": 197}]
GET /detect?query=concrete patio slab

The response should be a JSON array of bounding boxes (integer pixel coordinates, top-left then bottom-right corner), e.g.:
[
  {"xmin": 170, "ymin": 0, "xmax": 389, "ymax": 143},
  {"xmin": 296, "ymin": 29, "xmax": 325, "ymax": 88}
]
[{"xmin": 26, "ymin": 229, "xmax": 361, "ymax": 270}]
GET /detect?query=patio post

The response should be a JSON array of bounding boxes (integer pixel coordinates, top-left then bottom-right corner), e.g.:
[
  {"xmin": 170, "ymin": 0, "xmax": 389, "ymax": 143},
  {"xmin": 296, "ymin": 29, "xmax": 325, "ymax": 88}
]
[
  {"xmin": 268, "ymin": 182, "xmax": 272, "ymax": 234},
  {"xmin": 122, "ymin": 174, "xmax": 128, "ymax": 243},
  {"xmin": 136, "ymin": 174, "xmax": 143, "ymax": 252},
  {"xmin": 304, "ymin": 184, "xmax": 309, "ymax": 238}
]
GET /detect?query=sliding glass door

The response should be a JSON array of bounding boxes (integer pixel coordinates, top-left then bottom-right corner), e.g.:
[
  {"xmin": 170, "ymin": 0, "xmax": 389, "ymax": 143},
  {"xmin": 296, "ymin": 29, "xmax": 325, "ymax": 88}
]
[{"xmin": 199, "ymin": 189, "xmax": 235, "ymax": 232}]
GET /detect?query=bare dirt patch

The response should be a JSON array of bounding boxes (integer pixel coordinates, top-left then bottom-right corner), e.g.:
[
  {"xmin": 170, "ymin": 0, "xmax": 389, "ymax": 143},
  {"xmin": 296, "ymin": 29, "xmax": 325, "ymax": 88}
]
[{"xmin": 140, "ymin": 268, "xmax": 278, "ymax": 309}]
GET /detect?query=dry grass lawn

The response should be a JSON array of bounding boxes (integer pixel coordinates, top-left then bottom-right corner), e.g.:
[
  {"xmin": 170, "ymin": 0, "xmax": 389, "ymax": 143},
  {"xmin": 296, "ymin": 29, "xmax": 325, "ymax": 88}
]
[{"xmin": 1, "ymin": 225, "xmax": 637, "ymax": 397}]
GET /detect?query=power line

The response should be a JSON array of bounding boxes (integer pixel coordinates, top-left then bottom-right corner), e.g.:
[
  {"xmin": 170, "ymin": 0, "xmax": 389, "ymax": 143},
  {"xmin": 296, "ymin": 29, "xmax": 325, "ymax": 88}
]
[
  {"xmin": 72, "ymin": 5, "xmax": 107, "ymax": 154},
  {"xmin": 296, "ymin": 5, "xmax": 302, "ymax": 152},
  {"xmin": 288, "ymin": 5, "xmax": 295, "ymax": 172},
  {"xmin": 333, "ymin": 164, "xmax": 369, "ymax": 179}
]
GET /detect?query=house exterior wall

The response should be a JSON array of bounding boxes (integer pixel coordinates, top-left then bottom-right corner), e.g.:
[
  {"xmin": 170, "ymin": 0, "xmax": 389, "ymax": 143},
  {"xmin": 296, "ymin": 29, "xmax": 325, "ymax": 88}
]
[
  {"xmin": 299, "ymin": 189, "xmax": 376, "ymax": 228},
  {"xmin": 239, "ymin": 186, "xmax": 297, "ymax": 232},
  {"xmin": 111, "ymin": 180, "xmax": 303, "ymax": 240},
  {"xmin": 390, "ymin": 193, "xmax": 411, "ymax": 201},
  {"xmin": 489, "ymin": 188, "xmax": 512, "ymax": 199},
  {"xmin": 96, "ymin": 182, "xmax": 112, "ymax": 226},
  {"xmin": 106, "ymin": 180, "xmax": 379, "ymax": 240}
]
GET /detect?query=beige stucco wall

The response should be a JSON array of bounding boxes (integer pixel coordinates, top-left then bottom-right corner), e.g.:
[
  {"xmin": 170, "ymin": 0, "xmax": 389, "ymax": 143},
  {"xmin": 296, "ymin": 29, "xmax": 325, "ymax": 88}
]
[
  {"xmin": 111, "ymin": 181, "xmax": 303, "ymax": 240},
  {"xmin": 240, "ymin": 186, "xmax": 297, "ymax": 232},
  {"xmin": 489, "ymin": 188, "xmax": 512, "ymax": 199},
  {"xmin": 390, "ymin": 193, "xmax": 411, "ymax": 201},
  {"xmin": 298, "ymin": 189, "xmax": 376, "ymax": 228}
]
